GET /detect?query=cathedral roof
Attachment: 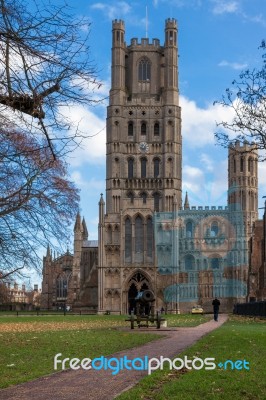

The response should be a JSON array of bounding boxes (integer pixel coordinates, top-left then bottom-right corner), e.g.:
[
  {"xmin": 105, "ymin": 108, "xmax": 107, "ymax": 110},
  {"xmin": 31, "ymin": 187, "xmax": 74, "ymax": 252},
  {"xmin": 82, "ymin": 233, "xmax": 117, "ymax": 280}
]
[{"xmin": 83, "ymin": 240, "xmax": 98, "ymax": 248}]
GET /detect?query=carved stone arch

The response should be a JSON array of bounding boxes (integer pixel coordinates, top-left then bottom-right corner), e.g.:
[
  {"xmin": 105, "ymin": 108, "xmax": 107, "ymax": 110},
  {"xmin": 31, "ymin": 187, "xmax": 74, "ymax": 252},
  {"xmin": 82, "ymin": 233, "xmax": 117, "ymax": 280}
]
[
  {"xmin": 133, "ymin": 212, "xmax": 144, "ymax": 222},
  {"xmin": 124, "ymin": 269, "xmax": 153, "ymax": 292},
  {"xmin": 152, "ymin": 191, "xmax": 161, "ymax": 212},
  {"xmin": 105, "ymin": 289, "xmax": 112, "ymax": 298}
]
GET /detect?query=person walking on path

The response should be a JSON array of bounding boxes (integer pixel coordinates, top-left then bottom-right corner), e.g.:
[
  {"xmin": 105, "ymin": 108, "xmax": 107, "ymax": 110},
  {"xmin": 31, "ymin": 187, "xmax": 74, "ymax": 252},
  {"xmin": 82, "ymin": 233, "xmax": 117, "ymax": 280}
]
[{"xmin": 212, "ymin": 297, "xmax": 220, "ymax": 321}]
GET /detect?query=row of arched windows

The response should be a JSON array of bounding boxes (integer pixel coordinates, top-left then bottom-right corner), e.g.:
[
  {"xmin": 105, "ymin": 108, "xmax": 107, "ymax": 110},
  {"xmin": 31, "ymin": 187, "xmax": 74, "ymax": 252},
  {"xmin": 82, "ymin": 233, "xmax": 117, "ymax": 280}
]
[
  {"xmin": 125, "ymin": 215, "xmax": 153, "ymax": 263},
  {"xmin": 128, "ymin": 121, "xmax": 160, "ymax": 136},
  {"xmin": 127, "ymin": 191, "xmax": 160, "ymax": 210},
  {"xmin": 232, "ymin": 155, "xmax": 256, "ymax": 175},
  {"xmin": 183, "ymin": 255, "xmax": 221, "ymax": 270},
  {"xmin": 179, "ymin": 220, "xmax": 221, "ymax": 238},
  {"xmin": 128, "ymin": 157, "xmax": 160, "ymax": 178}
]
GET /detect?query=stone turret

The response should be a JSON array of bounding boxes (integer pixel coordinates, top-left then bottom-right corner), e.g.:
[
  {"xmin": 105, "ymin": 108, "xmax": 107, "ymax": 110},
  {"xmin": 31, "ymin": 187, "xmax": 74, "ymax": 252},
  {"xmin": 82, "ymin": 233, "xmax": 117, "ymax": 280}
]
[
  {"xmin": 82, "ymin": 217, "xmax": 88, "ymax": 241},
  {"xmin": 98, "ymin": 194, "xmax": 106, "ymax": 313},
  {"xmin": 228, "ymin": 141, "xmax": 258, "ymax": 235},
  {"xmin": 184, "ymin": 192, "xmax": 190, "ymax": 210}
]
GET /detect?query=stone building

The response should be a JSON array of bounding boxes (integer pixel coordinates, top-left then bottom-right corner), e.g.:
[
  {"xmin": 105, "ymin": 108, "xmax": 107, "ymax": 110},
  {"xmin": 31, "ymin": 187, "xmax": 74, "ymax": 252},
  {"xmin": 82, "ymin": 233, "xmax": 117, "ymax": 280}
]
[
  {"xmin": 0, "ymin": 282, "xmax": 41, "ymax": 311},
  {"xmin": 248, "ymin": 202, "xmax": 266, "ymax": 302},
  {"xmin": 41, "ymin": 215, "xmax": 98, "ymax": 311},
  {"xmin": 41, "ymin": 18, "xmax": 262, "ymax": 313}
]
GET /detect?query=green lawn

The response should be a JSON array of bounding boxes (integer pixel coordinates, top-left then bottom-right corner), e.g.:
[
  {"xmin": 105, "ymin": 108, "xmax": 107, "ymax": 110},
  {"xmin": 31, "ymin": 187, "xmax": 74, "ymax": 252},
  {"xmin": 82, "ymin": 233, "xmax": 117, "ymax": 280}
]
[
  {"xmin": 164, "ymin": 313, "xmax": 212, "ymax": 327},
  {"xmin": 0, "ymin": 320, "xmax": 159, "ymax": 388},
  {"xmin": 117, "ymin": 316, "xmax": 266, "ymax": 400},
  {"xmin": 0, "ymin": 313, "xmax": 217, "ymax": 390}
]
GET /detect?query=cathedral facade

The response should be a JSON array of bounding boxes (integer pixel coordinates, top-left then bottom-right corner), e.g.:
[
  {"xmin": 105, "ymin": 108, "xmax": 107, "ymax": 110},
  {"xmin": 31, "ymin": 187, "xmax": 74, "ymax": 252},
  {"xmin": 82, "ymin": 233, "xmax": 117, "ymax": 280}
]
[{"xmin": 41, "ymin": 19, "xmax": 261, "ymax": 313}]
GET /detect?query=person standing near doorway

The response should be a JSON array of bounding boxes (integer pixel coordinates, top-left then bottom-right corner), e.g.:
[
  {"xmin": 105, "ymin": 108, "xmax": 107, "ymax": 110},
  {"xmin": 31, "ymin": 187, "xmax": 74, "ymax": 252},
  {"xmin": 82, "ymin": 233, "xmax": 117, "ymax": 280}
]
[{"xmin": 212, "ymin": 298, "xmax": 220, "ymax": 321}]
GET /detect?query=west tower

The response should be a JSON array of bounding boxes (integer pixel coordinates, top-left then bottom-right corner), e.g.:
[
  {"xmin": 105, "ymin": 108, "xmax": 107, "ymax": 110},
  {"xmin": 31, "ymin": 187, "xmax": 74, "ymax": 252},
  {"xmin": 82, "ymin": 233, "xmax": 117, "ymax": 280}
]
[{"xmin": 98, "ymin": 19, "xmax": 182, "ymax": 313}]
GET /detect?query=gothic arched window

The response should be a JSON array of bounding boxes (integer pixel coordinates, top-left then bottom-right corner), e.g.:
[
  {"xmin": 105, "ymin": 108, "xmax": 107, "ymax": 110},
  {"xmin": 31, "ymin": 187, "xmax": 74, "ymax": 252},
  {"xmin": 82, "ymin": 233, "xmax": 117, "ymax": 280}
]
[
  {"xmin": 135, "ymin": 216, "xmax": 144, "ymax": 262},
  {"xmin": 154, "ymin": 158, "xmax": 160, "ymax": 178},
  {"xmin": 147, "ymin": 217, "xmax": 153, "ymax": 259},
  {"xmin": 125, "ymin": 217, "xmax": 132, "ymax": 262},
  {"xmin": 240, "ymin": 156, "xmax": 244, "ymax": 172},
  {"xmin": 153, "ymin": 192, "xmax": 160, "ymax": 212},
  {"xmin": 128, "ymin": 158, "xmax": 134, "ymax": 179},
  {"xmin": 56, "ymin": 275, "xmax": 68, "ymax": 298},
  {"xmin": 186, "ymin": 221, "xmax": 193, "ymax": 238},
  {"xmin": 211, "ymin": 257, "xmax": 220, "ymax": 269},
  {"xmin": 211, "ymin": 221, "xmax": 219, "ymax": 237},
  {"xmin": 185, "ymin": 255, "xmax": 195, "ymax": 271},
  {"xmin": 128, "ymin": 121, "xmax": 133, "ymax": 136},
  {"xmin": 154, "ymin": 122, "xmax": 160, "ymax": 136},
  {"xmin": 248, "ymin": 157, "xmax": 253, "ymax": 174},
  {"xmin": 138, "ymin": 58, "xmax": 151, "ymax": 81},
  {"xmin": 141, "ymin": 158, "xmax": 147, "ymax": 178},
  {"xmin": 141, "ymin": 122, "xmax": 147, "ymax": 135}
]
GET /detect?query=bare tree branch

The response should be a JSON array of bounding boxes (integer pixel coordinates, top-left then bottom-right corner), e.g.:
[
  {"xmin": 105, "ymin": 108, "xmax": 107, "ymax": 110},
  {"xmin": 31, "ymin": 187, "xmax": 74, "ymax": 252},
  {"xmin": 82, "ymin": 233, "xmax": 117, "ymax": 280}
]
[
  {"xmin": 0, "ymin": 0, "xmax": 102, "ymax": 159},
  {"xmin": 214, "ymin": 41, "xmax": 266, "ymax": 159}
]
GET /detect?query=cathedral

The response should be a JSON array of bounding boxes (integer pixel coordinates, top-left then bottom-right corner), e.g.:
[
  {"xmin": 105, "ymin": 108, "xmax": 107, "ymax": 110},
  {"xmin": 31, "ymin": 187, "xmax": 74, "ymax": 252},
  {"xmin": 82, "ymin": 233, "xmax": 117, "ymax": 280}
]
[{"xmin": 41, "ymin": 18, "xmax": 263, "ymax": 313}]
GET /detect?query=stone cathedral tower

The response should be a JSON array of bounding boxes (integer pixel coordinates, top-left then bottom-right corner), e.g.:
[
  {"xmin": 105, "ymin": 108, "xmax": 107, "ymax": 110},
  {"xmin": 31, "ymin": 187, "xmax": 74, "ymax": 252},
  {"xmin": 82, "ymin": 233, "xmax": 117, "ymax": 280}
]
[
  {"xmin": 98, "ymin": 19, "xmax": 182, "ymax": 314},
  {"xmin": 41, "ymin": 18, "xmax": 261, "ymax": 313}
]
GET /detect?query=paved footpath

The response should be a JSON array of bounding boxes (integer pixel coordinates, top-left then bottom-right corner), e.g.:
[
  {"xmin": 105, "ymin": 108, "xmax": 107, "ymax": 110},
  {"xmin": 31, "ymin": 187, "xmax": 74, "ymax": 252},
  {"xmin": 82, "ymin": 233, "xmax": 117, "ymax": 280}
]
[{"xmin": 0, "ymin": 315, "xmax": 227, "ymax": 400}]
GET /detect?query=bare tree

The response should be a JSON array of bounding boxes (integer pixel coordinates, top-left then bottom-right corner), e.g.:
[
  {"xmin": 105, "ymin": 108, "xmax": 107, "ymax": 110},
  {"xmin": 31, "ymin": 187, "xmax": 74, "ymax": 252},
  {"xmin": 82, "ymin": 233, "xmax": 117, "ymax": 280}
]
[
  {"xmin": 0, "ymin": 0, "xmax": 101, "ymax": 159},
  {"xmin": 0, "ymin": 126, "xmax": 79, "ymax": 276},
  {"xmin": 0, "ymin": 279, "xmax": 11, "ymax": 305},
  {"xmin": 214, "ymin": 41, "xmax": 266, "ymax": 158},
  {"xmin": 0, "ymin": 1, "xmax": 104, "ymax": 276}
]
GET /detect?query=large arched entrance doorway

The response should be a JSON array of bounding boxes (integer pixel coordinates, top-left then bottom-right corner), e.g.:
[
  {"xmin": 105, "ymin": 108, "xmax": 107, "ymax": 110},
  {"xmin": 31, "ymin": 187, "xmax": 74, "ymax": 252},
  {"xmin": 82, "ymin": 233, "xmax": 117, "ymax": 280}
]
[{"xmin": 127, "ymin": 271, "xmax": 151, "ymax": 314}]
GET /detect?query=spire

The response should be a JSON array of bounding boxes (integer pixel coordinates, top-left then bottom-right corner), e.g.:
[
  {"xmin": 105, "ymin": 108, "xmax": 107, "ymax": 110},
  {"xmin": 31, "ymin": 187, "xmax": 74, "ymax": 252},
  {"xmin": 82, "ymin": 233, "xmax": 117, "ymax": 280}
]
[
  {"xmin": 82, "ymin": 217, "xmax": 88, "ymax": 240},
  {"xmin": 99, "ymin": 193, "xmax": 105, "ymax": 224},
  {"xmin": 99, "ymin": 193, "xmax": 105, "ymax": 205},
  {"xmin": 46, "ymin": 244, "xmax": 51, "ymax": 258},
  {"xmin": 184, "ymin": 192, "xmax": 190, "ymax": 210},
  {"xmin": 74, "ymin": 211, "xmax": 82, "ymax": 232}
]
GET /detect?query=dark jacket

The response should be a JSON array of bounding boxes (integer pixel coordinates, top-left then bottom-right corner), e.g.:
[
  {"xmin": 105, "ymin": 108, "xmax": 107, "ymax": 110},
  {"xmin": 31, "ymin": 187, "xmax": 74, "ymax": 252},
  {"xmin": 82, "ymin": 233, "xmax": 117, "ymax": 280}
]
[{"xmin": 212, "ymin": 299, "xmax": 220, "ymax": 310}]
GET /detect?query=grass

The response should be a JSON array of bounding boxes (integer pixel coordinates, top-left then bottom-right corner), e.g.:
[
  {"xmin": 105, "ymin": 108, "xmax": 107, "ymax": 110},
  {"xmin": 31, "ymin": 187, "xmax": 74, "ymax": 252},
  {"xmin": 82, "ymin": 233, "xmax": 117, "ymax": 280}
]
[
  {"xmin": 0, "ymin": 318, "xmax": 158, "ymax": 388},
  {"xmin": 164, "ymin": 313, "xmax": 212, "ymax": 327},
  {"xmin": 117, "ymin": 315, "xmax": 266, "ymax": 400},
  {"xmin": 0, "ymin": 313, "xmax": 213, "ymax": 389},
  {"xmin": 0, "ymin": 315, "xmax": 159, "ymax": 389}
]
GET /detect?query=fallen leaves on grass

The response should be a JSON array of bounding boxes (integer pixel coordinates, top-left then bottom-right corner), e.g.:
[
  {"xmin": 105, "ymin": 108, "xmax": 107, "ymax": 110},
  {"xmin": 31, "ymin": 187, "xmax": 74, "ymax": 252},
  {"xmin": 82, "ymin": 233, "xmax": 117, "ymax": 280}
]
[{"xmin": 0, "ymin": 320, "xmax": 128, "ymax": 333}]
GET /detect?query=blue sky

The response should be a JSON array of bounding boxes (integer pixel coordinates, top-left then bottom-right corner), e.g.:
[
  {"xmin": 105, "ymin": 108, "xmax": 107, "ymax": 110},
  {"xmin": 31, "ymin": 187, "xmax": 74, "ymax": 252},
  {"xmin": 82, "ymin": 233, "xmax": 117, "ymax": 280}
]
[{"xmin": 63, "ymin": 0, "xmax": 266, "ymax": 243}]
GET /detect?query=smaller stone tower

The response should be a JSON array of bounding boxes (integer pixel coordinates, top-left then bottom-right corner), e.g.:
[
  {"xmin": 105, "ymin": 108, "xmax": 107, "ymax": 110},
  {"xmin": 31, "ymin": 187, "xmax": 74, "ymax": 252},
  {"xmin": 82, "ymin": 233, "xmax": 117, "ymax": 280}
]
[{"xmin": 228, "ymin": 141, "xmax": 258, "ymax": 235}]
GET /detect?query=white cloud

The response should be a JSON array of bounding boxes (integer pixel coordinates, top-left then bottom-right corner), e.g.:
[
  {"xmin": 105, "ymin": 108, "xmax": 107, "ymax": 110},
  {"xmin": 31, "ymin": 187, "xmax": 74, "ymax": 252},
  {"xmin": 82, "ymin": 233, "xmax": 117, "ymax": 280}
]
[
  {"xmin": 200, "ymin": 153, "xmax": 214, "ymax": 171},
  {"xmin": 180, "ymin": 95, "xmax": 235, "ymax": 147},
  {"xmin": 182, "ymin": 165, "xmax": 205, "ymax": 196},
  {"xmin": 91, "ymin": 2, "xmax": 131, "ymax": 20},
  {"xmin": 218, "ymin": 60, "xmax": 248, "ymax": 70},
  {"xmin": 152, "ymin": 0, "xmax": 202, "ymax": 8},
  {"xmin": 183, "ymin": 158, "xmax": 228, "ymax": 207},
  {"xmin": 60, "ymin": 105, "xmax": 106, "ymax": 166},
  {"xmin": 211, "ymin": 0, "xmax": 239, "ymax": 15},
  {"xmin": 70, "ymin": 172, "xmax": 104, "ymax": 190}
]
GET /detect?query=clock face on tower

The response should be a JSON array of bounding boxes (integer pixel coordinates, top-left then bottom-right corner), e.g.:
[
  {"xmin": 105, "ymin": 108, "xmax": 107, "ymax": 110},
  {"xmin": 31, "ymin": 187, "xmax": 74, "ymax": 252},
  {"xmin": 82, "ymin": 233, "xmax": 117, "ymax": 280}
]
[{"xmin": 139, "ymin": 142, "xmax": 149, "ymax": 153}]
